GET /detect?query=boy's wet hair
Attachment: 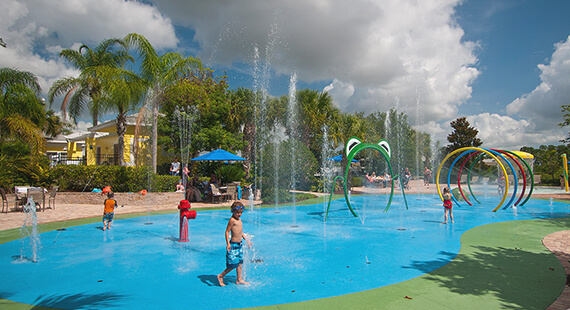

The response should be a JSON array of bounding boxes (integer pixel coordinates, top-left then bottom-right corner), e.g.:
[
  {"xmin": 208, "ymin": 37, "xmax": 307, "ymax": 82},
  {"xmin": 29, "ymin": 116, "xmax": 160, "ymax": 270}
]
[
  {"xmin": 231, "ymin": 201, "xmax": 245, "ymax": 213},
  {"xmin": 107, "ymin": 192, "xmax": 114, "ymax": 199}
]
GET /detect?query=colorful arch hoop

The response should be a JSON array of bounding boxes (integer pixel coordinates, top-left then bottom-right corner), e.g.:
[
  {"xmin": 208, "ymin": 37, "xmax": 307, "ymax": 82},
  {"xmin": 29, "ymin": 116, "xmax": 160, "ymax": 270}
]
[
  {"xmin": 453, "ymin": 149, "xmax": 520, "ymax": 209},
  {"xmin": 436, "ymin": 147, "xmax": 510, "ymax": 212}
]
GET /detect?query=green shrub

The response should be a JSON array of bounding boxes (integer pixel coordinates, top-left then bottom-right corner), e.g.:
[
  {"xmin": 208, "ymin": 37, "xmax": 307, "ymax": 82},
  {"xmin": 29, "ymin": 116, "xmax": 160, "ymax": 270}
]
[{"xmin": 45, "ymin": 165, "xmax": 180, "ymax": 193}]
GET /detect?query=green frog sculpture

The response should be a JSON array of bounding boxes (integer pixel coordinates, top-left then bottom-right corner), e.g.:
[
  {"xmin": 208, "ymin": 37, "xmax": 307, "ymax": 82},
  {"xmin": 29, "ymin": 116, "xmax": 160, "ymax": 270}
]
[{"xmin": 325, "ymin": 137, "xmax": 395, "ymax": 221}]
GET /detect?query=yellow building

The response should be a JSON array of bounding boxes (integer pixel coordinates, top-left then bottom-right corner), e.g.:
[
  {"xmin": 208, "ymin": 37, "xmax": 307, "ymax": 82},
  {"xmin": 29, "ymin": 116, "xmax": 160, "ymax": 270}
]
[
  {"xmin": 86, "ymin": 114, "xmax": 152, "ymax": 166},
  {"xmin": 46, "ymin": 114, "xmax": 171, "ymax": 167},
  {"xmin": 45, "ymin": 134, "xmax": 86, "ymax": 165}
]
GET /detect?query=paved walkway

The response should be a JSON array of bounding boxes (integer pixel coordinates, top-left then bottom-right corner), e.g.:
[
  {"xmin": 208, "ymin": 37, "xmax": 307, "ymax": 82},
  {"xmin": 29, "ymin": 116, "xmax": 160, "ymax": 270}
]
[{"xmin": 544, "ymin": 231, "xmax": 570, "ymax": 310}]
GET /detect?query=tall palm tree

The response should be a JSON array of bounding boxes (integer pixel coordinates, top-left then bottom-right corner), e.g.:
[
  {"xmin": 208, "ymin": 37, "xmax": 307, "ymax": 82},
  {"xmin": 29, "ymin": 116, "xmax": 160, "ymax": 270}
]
[
  {"xmin": 48, "ymin": 38, "xmax": 132, "ymax": 126},
  {"xmin": 124, "ymin": 33, "xmax": 202, "ymax": 173},
  {"xmin": 0, "ymin": 68, "xmax": 46, "ymax": 155},
  {"xmin": 94, "ymin": 66, "xmax": 145, "ymax": 166},
  {"xmin": 228, "ymin": 88, "xmax": 257, "ymax": 165}
]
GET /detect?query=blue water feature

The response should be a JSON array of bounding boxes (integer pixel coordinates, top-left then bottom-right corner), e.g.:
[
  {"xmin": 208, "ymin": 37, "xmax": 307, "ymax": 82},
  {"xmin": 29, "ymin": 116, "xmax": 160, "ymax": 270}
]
[{"xmin": 0, "ymin": 194, "xmax": 568, "ymax": 309}]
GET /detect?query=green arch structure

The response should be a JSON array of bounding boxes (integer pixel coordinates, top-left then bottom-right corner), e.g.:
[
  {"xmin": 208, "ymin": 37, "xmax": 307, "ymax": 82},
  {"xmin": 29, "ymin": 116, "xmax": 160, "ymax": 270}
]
[{"xmin": 325, "ymin": 137, "xmax": 394, "ymax": 221}]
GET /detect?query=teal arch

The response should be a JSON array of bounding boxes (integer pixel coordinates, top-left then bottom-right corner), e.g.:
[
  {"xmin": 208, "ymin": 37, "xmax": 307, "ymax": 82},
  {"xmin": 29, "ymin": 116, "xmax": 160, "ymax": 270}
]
[{"xmin": 325, "ymin": 138, "xmax": 394, "ymax": 221}]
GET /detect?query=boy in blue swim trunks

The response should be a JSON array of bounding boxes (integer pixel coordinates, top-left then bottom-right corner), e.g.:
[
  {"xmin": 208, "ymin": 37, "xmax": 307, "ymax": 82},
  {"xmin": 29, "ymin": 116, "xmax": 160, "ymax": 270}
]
[
  {"xmin": 217, "ymin": 201, "xmax": 251, "ymax": 286},
  {"xmin": 103, "ymin": 192, "xmax": 118, "ymax": 231}
]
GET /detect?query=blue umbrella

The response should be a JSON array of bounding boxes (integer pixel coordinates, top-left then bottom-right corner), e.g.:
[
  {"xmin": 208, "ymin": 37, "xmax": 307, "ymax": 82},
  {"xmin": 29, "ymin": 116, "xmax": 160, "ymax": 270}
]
[
  {"xmin": 191, "ymin": 149, "xmax": 246, "ymax": 162},
  {"xmin": 326, "ymin": 155, "xmax": 359, "ymax": 163},
  {"xmin": 191, "ymin": 149, "xmax": 246, "ymax": 183}
]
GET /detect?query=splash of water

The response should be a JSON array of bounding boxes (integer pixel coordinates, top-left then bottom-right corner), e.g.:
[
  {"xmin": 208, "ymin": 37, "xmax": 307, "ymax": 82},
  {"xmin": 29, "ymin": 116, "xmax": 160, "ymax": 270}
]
[
  {"xmin": 20, "ymin": 197, "xmax": 40, "ymax": 263},
  {"xmin": 320, "ymin": 125, "xmax": 334, "ymax": 237},
  {"xmin": 288, "ymin": 73, "xmax": 298, "ymax": 226},
  {"xmin": 174, "ymin": 107, "xmax": 197, "ymax": 189}
]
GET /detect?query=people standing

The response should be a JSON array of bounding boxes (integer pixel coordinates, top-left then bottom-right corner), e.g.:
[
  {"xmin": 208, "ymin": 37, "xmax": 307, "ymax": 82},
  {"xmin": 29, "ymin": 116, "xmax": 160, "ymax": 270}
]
[
  {"xmin": 423, "ymin": 166, "xmax": 432, "ymax": 188},
  {"xmin": 103, "ymin": 192, "xmax": 119, "ymax": 230},
  {"xmin": 442, "ymin": 187, "xmax": 453, "ymax": 224},
  {"xmin": 170, "ymin": 157, "xmax": 180, "ymax": 176},
  {"xmin": 217, "ymin": 202, "xmax": 251, "ymax": 286}
]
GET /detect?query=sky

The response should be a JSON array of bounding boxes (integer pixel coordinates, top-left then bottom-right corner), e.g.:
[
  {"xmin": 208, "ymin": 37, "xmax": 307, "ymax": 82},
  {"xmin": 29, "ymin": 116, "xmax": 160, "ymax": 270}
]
[{"xmin": 1, "ymin": 0, "xmax": 569, "ymax": 150}]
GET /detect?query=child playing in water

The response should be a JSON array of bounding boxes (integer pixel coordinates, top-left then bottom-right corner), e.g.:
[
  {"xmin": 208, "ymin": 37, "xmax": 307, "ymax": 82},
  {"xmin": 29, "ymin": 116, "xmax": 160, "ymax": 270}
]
[
  {"xmin": 442, "ymin": 187, "xmax": 453, "ymax": 224},
  {"xmin": 103, "ymin": 192, "xmax": 118, "ymax": 230},
  {"xmin": 217, "ymin": 201, "xmax": 251, "ymax": 286}
]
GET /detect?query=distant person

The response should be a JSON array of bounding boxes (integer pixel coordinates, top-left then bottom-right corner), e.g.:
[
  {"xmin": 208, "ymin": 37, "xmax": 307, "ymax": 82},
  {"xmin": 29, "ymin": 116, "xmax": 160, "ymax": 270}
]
[
  {"xmin": 442, "ymin": 187, "xmax": 453, "ymax": 224},
  {"xmin": 383, "ymin": 172, "xmax": 391, "ymax": 187},
  {"xmin": 103, "ymin": 192, "xmax": 119, "ymax": 231},
  {"xmin": 170, "ymin": 157, "xmax": 180, "ymax": 176},
  {"xmin": 185, "ymin": 175, "xmax": 202, "ymax": 202},
  {"xmin": 498, "ymin": 174, "xmax": 506, "ymax": 196},
  {"xmin": 217, "ymin": 202, "xmax": 252, "ymax": 286},
  {"xmin": 402, "ymin": 168, "xmax": 411, "ymax": 190},
  {"xmin": 176, "ymin": 180, "xmax": 185, "ymax": 192},
  {"xmin": 207, "ymin": 174, "xmax": 219, "ymax": 193},
  {"xmin": 423, "ymin": 166, "xmax": 432, "ymax": 188}
]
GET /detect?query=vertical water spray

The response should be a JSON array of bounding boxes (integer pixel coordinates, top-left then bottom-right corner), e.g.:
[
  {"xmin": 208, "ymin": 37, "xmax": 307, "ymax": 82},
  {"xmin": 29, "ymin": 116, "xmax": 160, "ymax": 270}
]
[
  {"xmin": 174, "ymin": 107, "xmax": 197, "ymax": 189},
  {"xmin": 288, "ymin": 73, "xmax": 298, "ymax": 227},
  {"xmin": 320, "ymin": 125, "xmax": 334, "ymax": 236},
  {"xmin": 20, "ymin": 197, "xmax": 40, "ymax": 263},
  {"xmin": 273, "ymin": 126, "xmax": 280, "ymax": 209},
  {"xmin": 415, "ymin": 89, "xmax": 424, "ymax": 195}
]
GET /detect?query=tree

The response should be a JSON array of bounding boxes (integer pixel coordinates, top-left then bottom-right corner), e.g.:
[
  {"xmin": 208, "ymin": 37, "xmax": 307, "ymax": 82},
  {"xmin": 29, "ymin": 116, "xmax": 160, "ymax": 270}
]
[
  {"xmin": 124, "ymin": 33, "xmax": 202, "ymax": 173},
  {"xmin": 95, "ymin": 67, "xmax": 145, "ymax": 166},
  {"xmin": 295, "ymin": 89, "xmax": 340, "ymax": 160},
  {"xmin": 445, "ymin": 117, "xmax": 482, "ymax": 153},
  {"xmin": 228, "ymin": 88, "xmax": 257, "ymax": 172},
  {"xmin": 160, "ymin": 71, "xmax": 245, "ymax": 157},
  {"xmin": 0, "ymin": 67, "xmax": 46, "ymax": 156},
  {"xmin": 48, "ymin": 38, "xmax": 132, "ymax": 126},
  {"xmin": 559, "ymin": 104, "xmax": 570, "ymax": 144}
]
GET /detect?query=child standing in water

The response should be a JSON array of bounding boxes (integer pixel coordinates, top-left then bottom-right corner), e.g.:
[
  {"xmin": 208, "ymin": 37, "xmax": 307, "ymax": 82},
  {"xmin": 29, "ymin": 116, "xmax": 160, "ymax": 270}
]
[
  {"xmin": 442, "ymin": 187, "xmax": 453, "ymax": 224},
  {"xmin": 103, "ymin": 192, "xmax": 118, "ymax": 230},
  {"xmin": 218, "ymin": 202, "xmax": 251, "ymax": 286}
]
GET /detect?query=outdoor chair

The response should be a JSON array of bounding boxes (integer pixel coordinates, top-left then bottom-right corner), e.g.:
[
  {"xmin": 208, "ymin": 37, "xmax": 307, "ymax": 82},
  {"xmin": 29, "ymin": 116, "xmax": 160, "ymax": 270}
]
[
  {"xmin": 210, "ymin": 184, "xmax": 223, "ymax": 203},
  {"xmin": 27, "ymin": 187, "xmax": 45, "ymax": 212},
  {"xmin": 0, "ymin": 188, "xmax": 8, "ymax": 213},
  {"xmin": 48, "ymin": 185, "xmax": 59, "ymax": 210},
  {"xmin": 225, "ymin": 183, "xmax": 237, "ymax": 201},
  {"xmin": 14, "ymin": 186, "xmax": 29, "ymax": 212}
]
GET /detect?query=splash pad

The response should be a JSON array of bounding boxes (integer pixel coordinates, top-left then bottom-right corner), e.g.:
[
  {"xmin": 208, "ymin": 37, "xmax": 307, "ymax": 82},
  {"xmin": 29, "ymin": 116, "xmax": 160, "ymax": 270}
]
[{"xmin": 1, "ymin": 193, "xmax": 569, "ymax": 309}]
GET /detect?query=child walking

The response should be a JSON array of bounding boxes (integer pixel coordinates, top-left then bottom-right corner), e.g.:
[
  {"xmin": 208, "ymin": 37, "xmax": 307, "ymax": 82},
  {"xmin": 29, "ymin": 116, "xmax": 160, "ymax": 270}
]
[
  {"xmin": 218, "ymin": 202, "xmax": 251, "ymax": 286},
  {"xmin": 442, "ymin": 187, "xmax": 453, "ymax": 224},
  {"xmin": 103, "ymin": 192, "xmax": 118, "ymax": 230}
]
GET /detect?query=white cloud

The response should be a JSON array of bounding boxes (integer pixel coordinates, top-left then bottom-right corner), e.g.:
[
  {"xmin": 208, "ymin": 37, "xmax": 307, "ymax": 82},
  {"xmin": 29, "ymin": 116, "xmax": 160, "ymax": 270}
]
[
  {"xmin": 467, "ymin": 113, "xmax": 565, "ymax": 150},
  {"xmin": 0, "ymin": 0, "xmax": 178, "ymax": 119},
  {"xmin": 152, "ymin": 0, "xmax": 480, "ymax": 123},
  {"xmin": 507, "ymin": 35, "xmax": 570, "ymax": 131}
]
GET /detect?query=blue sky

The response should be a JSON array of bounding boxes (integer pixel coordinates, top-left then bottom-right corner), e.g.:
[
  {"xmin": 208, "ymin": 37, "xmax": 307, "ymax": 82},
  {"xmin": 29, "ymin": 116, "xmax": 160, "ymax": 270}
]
[
  {"xmin": 1, "ymin": 0, "xmax": 569, "ymax": 149},
  {"xmin": 455, "ymin": 0, "xmax": 570, "ymax": 116}
]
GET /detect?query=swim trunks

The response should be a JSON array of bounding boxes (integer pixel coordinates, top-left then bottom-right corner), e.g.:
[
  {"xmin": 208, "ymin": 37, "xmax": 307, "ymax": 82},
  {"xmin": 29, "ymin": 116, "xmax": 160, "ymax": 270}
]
[
  {"xmin": 103, "ymin": 212, "xmax": 114, "ymax": 222},
  {"xmin": 226, "ymin": 241, "xmax": 243, "ymax": 269}
]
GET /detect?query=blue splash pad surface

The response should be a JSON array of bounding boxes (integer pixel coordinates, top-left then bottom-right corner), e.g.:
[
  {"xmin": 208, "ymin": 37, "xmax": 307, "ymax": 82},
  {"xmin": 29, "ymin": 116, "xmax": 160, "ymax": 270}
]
[{"xmin": 2, "ymin": 194, "xmax": 569, "ymax": 310}]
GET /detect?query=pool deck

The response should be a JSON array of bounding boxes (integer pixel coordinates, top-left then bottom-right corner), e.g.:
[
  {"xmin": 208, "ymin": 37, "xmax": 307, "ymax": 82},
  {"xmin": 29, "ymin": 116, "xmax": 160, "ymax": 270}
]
[{"xmin": 2, "ymin": 179, "xmax": 570, "ymax": 309}]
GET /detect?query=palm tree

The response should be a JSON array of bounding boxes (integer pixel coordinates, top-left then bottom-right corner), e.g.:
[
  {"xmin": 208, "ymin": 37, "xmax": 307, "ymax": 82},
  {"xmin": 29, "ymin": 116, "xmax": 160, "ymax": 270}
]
[
  {"xmin": 94, "ymin": 67, "xmax": 145, "ymax": 166},
  {"xmin": 228, "ymin": 88, "xmax": 257, "ymax": 164},
  {"xmin": 0, "ymin": 68, "xmax": 46, "ymax": 156},
  {"xmin": 124, "ymin": 33, "xmax": 202, "ymax": 173},
  {"xmin": 48, "ymin": 38, "xmax": 132, "ymax": 126}
]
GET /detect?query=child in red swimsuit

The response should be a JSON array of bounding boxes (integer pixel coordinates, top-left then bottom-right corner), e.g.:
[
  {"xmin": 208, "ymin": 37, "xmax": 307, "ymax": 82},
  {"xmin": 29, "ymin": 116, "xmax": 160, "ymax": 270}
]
[{"xmin": 442, "ymin": 187, "xmax": 453, "ymax": 224}]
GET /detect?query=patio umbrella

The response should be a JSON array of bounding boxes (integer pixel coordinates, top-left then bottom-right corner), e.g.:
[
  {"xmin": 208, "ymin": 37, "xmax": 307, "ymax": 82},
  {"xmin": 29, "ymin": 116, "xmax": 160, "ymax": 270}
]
[
  {"xmin": 326, "ymin": 155, "xmax": 359, "ymax": 163},
  {"xmin": 191, "ymin": 149, "xmax": 246, "ymax": 183}
]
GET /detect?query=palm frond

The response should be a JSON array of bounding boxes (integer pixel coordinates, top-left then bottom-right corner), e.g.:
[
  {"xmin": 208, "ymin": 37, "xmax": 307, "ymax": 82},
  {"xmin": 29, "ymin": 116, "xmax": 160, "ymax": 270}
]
[
  {"xmin": 0, "ymin": 67, "xmax": 41, "ymax": 95},
  {"xmin": 1, "ymin": 115, "xmax": 45, "ymax": 155}
]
